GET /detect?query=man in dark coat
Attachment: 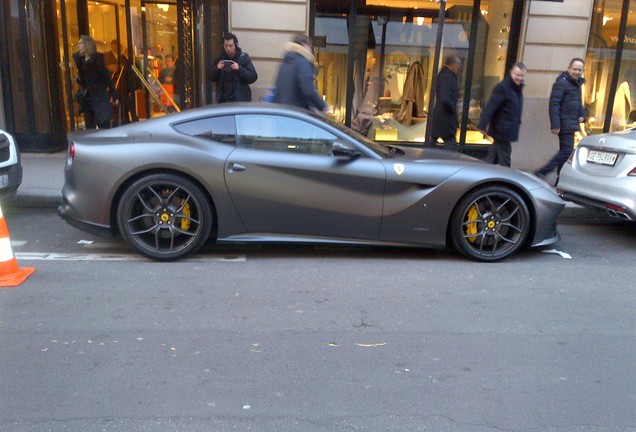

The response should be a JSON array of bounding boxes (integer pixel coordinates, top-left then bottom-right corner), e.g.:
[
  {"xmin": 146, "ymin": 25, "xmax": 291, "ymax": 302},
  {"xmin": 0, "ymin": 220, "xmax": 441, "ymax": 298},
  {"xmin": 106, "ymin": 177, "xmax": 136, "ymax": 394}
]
[
  {"xmin": 73, "ymin": 35, "xmax": 119, "ymax": 129},
  {"xmin": 535, "ymin": 58, "xmax": 587, "ymax": 178},
  {"xmin": 207, "ymin": 33, "xmax": 257, "ymax": 103},
  {"xmin": 478, "ymin": 62, "xmax": 527, "ymax": 167},
  {"xmin": 430, "ymin": 54, "xmax": 462, "ymax": 151},
  {"xmin": 274, "ymin": 34, "xmax": 329, "ymax": 114}
]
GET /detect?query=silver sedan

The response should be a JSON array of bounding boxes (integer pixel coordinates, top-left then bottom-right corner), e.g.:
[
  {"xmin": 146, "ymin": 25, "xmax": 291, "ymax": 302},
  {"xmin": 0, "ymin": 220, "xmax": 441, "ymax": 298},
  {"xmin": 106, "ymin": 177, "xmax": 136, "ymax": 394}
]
[{"xmin": 557, "ymin": 128, "xmax": 636, "ymax": 221}]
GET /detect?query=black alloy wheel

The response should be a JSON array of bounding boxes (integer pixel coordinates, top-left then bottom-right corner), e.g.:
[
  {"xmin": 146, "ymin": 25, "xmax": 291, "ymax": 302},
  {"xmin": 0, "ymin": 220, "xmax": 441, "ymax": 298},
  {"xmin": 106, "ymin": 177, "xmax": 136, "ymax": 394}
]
[
  {"xmin": 450, "ymin": 186, "xmax": 530, "ymax": 262},
  {"xmin": 117, "ymin": 173, "xmax": 213, "ymax": 261}
]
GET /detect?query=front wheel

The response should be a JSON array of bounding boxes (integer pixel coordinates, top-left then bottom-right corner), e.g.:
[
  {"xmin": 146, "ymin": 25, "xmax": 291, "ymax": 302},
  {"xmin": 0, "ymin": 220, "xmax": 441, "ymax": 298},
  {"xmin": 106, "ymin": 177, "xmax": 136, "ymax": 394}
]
[
  {"xmin": 117, "ymin": 173, "xmax": 213, "ymax": 261},
  {"xmin": 450, "ymin": 186, "xmax": 530, "ymax": 262}
]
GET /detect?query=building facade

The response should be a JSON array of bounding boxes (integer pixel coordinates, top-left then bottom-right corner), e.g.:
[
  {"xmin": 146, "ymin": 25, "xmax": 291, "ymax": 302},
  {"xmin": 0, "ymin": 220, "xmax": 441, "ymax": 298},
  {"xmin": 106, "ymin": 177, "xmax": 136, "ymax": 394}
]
[{"xmin": 0, "ymin": 0, "xmax": 634, "ymax": 170}]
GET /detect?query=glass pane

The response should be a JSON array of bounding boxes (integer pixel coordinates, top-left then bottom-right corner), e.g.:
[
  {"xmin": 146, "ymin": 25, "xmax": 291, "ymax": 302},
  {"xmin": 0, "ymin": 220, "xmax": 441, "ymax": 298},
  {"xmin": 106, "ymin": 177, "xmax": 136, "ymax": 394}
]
[
  {"xmin": 611, "ymin": 0, "xmax": 636, "ymax": 131},
  {"xmin": 127, "ymin": 2, "xmax": 179, "ymax": 120},
  {"xmin": 585, "ymin": 0, "xmax": 623, "ymax": 134},
  {"xmin": 56, "ymin": 0, "xmax": 78, "ymax": 132},
  {"xmin": 467, "ymin": 0, "xmax": 515, "ymax": 145},
  {"xmin": 314, "ymin": 1, "xmax": 514, "ymax": 146}
]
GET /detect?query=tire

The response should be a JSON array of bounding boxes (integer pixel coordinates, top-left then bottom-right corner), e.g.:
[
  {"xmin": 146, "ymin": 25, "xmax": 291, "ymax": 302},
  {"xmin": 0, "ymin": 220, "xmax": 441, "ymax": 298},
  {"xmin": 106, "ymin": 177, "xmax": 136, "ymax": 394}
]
[
  {"xmin": 450, "ymin": 186, "xmax": 530, "ymax": 262},
  {"xmin": 117, "ymin": 173, "xmax": 213, "ymax": 261}
]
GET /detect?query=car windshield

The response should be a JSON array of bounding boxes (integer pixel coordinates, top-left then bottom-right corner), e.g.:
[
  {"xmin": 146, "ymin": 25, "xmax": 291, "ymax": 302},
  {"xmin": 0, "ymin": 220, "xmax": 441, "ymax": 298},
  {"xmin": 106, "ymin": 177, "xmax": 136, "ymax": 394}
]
[{"xmin": 311, "ymin": 112, "xmax": 391, "ymax": 158}]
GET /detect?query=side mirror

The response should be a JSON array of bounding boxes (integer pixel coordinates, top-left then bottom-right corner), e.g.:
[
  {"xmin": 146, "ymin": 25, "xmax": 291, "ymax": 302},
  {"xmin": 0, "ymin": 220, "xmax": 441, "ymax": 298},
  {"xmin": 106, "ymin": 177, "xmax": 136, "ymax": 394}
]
[{"xmin": 331, "ymin": 142, "xmax": 361, "ymax": 158}]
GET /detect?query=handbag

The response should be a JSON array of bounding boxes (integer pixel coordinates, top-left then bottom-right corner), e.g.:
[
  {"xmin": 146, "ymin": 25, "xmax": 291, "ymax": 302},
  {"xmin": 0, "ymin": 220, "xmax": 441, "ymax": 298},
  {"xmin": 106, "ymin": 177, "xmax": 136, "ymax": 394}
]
[{"xmin": 74, "ymin": 88, "xmax": 89, "ymax": 105}]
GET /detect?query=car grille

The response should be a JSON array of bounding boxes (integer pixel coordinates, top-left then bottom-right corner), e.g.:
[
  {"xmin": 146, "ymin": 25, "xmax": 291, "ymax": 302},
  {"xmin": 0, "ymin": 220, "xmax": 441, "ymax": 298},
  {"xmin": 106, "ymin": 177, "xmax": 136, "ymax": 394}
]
[{"xmin": 0, "ymin": 136, "xmax": 10, "ymax": 163}]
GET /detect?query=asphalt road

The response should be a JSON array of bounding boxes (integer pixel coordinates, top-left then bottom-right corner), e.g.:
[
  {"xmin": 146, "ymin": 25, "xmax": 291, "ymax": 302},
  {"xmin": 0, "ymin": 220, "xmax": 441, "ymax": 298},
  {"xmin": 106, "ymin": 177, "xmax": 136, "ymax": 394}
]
[{"xmin": 0, "ymin": 208, "xmax": 634, "ymax": 431}]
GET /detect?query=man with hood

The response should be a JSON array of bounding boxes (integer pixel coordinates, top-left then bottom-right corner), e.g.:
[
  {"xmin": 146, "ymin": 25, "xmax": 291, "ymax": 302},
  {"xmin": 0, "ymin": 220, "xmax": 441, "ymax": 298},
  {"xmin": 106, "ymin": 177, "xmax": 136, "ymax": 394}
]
[
  {"xmin": 478, "ymin": 62, "xmax": 527, "ymax": 167},
  {"xmin": 274, "ymin": 35, "xmax": 329, "ymax": 114},
  {"xmin": 535, "ymin": 58, "xmax": 587, "ymax": 179},
  {"xmin": 208, "ymin": 33, "xmax": 257, "ymax": 103}
]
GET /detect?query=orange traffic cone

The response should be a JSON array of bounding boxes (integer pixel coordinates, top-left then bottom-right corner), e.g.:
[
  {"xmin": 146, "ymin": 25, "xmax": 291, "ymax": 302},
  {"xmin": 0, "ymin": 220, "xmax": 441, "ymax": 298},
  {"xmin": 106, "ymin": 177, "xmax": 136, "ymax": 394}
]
[{"xmin": 0, "ymin": 204, "xmax": 35, "ymax": 287}]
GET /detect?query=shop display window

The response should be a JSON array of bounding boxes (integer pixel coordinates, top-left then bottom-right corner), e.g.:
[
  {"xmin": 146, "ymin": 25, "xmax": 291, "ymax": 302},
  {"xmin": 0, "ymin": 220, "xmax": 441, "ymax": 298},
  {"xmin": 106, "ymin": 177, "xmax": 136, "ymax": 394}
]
[
  {"xmin": 313, "ymin": 0, "xmax": 515, "ymax": 146},
  {"xmin": 585, "ymin": 0, "xmax": 636, "ymax": 134}
]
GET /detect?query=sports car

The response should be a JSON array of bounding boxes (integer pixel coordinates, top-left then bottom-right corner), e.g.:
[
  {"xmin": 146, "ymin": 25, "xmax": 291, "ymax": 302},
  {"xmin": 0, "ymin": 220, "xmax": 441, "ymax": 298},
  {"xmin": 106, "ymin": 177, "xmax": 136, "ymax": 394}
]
[
  {"xmin": 557, "ymin": 128, "xmax": 636, "ymax": 221},
  {"xmin": 58, "ymin": 103, "xmax": 564, "ymax": 262}
]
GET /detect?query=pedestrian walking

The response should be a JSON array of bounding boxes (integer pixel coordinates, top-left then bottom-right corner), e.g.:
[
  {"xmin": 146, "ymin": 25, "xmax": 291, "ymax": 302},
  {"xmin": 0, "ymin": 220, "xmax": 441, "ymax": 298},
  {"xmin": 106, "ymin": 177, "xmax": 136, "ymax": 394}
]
[
  {"xmin": 430, "ymin": 54, "xmax": 462, "ymax": 151},
  {"xmin": 273, "ymin": 34, "xmax": 330, "ymax": 114},
  {"xmin": 73, "ymin": 35, "xmax": 119, "ymax": 129},
  {"xmin": 478, "ymin": 62, "xmax": 527, "ymax": 167},
  {"xmin": 207, "ymin": 33, "xmax": 257, "ymax": 103},
  {"xmin": 534, "ymin": 58, "xmax": 587, "ymax": 179}
]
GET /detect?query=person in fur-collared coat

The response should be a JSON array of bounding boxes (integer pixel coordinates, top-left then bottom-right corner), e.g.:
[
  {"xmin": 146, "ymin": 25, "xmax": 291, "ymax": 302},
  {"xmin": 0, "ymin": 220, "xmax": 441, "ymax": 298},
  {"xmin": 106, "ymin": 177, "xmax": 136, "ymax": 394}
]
[
  {"xmin": 274, "ymin": 35, "xmax": 329, "ymax": 114},
  {"xmin": 73, "ymin": 35, "xmax": 119, "ymax": 129}
]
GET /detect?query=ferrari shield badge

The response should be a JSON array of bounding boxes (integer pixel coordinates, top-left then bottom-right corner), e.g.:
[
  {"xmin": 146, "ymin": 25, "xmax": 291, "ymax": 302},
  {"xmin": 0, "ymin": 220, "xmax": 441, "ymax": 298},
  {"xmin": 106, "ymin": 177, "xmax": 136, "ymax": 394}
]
[{"xmin": 393, "ymin": 163, "xmax": 405, "ymax": 176}]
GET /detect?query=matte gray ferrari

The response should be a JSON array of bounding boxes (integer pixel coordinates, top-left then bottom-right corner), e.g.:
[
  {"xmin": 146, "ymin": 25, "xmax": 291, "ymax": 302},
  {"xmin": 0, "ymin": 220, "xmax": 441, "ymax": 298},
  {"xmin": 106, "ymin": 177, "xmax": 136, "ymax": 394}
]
[{"xmin": 59, "ymin": 103, "xmax": 564, "ymax": 262}]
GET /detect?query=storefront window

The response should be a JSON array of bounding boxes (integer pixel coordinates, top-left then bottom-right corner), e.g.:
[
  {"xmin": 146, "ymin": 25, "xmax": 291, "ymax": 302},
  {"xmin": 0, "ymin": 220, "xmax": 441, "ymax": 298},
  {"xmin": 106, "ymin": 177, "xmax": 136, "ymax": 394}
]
[
  {"xmin": 313, "ymin": 0, "xmax": 515, "ymax": 146},
  {"xmin": 611, "ymin": 0, "xmax": 636, "ymax": 131},
  {"xmin": 585, "ymin": 0, "xmax": 631, "ymax": 134}
]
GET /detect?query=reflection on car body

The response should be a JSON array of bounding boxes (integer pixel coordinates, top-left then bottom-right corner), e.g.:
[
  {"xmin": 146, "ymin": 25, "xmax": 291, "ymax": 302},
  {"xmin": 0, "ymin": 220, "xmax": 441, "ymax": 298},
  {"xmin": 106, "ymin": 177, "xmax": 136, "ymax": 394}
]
[{"xmin": 58, "ymin": 103, "xmax": 565, "ymax": 262}]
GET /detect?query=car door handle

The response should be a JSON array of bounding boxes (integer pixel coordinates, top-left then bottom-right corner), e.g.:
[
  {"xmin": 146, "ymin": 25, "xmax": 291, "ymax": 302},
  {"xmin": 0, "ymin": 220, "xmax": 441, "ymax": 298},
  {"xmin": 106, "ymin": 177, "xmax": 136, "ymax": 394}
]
[{"xmin": 228, "ymin": 163, "xmax": 246, "ymax": 172}]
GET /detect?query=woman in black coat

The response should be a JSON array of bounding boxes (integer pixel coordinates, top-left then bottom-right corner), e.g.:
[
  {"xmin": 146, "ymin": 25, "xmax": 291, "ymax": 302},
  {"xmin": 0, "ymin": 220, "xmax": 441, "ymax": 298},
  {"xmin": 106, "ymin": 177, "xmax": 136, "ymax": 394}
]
[
  {"xmin": 74, "ymin": 35, "xmax": 119, "ymax": 129},
  {"xmin": 478, "ymin": 62, "xmax": 527, "ymax": 167}
]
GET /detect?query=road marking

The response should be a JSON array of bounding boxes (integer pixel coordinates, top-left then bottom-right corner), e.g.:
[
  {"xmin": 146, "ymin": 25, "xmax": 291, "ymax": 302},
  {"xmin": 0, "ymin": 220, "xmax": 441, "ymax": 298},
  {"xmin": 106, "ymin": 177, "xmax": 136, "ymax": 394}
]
[{"xmin": 15, "ymin": 252, "xmax": 246, "ymax": 262}]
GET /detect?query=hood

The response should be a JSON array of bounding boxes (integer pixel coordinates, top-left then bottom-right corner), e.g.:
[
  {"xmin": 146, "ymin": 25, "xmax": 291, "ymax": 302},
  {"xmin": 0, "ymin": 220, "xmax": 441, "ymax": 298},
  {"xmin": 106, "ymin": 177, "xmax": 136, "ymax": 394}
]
[
  {"xmin": 557, "ymin": 71, "xmax": 585, "ymax": 86},
  {"xmin": 282, "ymin": 42, "xmax": 314, "ymax": 63}
]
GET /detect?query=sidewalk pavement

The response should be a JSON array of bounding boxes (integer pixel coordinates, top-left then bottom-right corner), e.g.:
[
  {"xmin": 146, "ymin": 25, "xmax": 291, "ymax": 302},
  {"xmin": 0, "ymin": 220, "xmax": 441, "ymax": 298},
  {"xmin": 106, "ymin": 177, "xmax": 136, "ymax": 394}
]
[{"xmin": 2, "ymin": 150, "xmax": 611, "ymax": 221}]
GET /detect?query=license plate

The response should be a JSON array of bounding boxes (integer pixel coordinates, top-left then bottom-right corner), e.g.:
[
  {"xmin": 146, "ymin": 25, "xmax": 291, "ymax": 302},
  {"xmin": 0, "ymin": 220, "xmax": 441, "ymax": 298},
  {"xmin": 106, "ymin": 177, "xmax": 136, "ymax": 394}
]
[
  {"xmin": 0, "ymin": 174, "xmax": 7, "ymax": 189},
  {"xmin": 587, "ymin": 149, "xmax": 618, "ymax": 166}
]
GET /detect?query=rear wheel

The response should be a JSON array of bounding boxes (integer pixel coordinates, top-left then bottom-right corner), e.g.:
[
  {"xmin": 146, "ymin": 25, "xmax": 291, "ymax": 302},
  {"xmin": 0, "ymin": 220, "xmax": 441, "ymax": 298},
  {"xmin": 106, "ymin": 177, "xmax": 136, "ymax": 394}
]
[
  {"xmin": 450, "ymin": 186, "xmax": 530, "ymax": 262},
  {"xmin": 117, "ymin": 173, "xmax": 212, "ymax": 261}
]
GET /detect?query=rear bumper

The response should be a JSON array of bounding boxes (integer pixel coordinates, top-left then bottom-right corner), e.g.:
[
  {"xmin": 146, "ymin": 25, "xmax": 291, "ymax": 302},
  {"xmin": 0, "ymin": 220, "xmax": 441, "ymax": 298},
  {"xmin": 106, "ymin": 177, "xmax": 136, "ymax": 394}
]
[
  {"xmin": 58, "ymin": 200, "xmax": 115, "ymax": 238},
  {"xmin": 559, "ymin": 191, "xmax": 635, "ymax": 221},
  {"xmin": 0, "ymin": 162, "xmax": 23, "ymax": 199}
]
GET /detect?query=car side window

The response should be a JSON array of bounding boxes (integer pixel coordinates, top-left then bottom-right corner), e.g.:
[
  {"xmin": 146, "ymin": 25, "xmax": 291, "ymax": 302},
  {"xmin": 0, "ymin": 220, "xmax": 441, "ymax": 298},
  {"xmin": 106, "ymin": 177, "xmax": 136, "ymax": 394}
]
[
  {"xmin": 172, "ymin": 115, "xmax": 236, "ymax": 144},
  {"xmin": 235, "ymin": 114, "xmax": 337, "ymax": 156}
]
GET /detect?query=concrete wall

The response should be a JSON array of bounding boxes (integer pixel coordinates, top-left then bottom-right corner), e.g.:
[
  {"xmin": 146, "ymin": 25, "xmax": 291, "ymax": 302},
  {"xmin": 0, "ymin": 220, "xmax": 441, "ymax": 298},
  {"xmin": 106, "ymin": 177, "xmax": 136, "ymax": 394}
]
[
  {"xmin": 228, "ymin": 0, "xmax": 309, "ymax": 102},
  {"xmin": 513, "ymin": 0, "xmax": 595, "ymax": 170}
]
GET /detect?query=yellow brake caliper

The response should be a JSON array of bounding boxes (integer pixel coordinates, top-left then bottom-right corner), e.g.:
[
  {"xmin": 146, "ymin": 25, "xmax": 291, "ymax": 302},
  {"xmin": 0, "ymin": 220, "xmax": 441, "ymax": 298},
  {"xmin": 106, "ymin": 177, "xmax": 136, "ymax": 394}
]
[
  {"xmin": 180, "ymin": 199, "xmax": 191, "ymax": 231},
  {"xmin": 466, "ymin": 204, "xmax": 478, "ymax": 243}
]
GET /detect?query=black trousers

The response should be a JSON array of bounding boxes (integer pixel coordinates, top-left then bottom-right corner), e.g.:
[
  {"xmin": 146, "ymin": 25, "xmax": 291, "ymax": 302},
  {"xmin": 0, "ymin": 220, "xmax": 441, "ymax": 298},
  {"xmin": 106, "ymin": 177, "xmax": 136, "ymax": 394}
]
[{"xmin": 484, "ymin": 139, "xmax": 512, "ymax": 167}]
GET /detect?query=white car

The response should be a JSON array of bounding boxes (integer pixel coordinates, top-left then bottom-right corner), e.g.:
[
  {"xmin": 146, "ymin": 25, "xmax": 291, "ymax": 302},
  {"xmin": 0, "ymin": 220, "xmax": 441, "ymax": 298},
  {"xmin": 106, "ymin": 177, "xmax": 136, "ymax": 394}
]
[
  {"xmin": 0, "ymin": 128, "xmax": 23, "ymax": 198},
  {"xmin": 557, "ymin": 128, "xmax": 636, "ymax": 221}
]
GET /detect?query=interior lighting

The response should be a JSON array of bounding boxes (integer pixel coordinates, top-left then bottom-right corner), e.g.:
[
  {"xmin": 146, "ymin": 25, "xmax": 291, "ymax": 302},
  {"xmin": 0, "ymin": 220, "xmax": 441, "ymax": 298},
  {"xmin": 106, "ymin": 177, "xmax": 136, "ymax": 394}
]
[
  {"xmin": 157, "ymin": 4, "xmax": 169, "ymax": 12},
  {"xmin": 603, "ymin": 16, "xmax": 613, "ymax": 25}
]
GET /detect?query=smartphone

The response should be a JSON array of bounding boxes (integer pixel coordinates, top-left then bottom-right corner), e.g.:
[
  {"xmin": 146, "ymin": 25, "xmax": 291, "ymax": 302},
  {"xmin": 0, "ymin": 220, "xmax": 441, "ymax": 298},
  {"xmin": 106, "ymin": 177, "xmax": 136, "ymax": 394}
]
[{"xmin": 222, "ymin": 60, "xmax": 233, "ymax": 65}]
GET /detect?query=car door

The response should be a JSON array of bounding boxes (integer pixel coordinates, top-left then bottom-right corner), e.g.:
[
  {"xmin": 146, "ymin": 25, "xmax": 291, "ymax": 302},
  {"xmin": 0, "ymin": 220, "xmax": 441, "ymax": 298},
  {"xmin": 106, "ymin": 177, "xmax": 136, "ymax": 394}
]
[{"xmin": 224, "ymin": 114, "xmax": 386, "ymax": 240}]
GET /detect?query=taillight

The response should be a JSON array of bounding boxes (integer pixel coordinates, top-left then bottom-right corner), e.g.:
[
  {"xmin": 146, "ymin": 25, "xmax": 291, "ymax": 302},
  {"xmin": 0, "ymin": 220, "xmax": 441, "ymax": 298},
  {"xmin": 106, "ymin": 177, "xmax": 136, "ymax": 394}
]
[
  {"xmin": 628, "ymin": 167, "xmax": 636, "ymax": 176},
  {"xmin": 566, "ymin": 149, "xmax": 575, "ymax": 164},
  {"xmin": 69, "ymin": 142, "xmax": 75, "ymax": 161}
]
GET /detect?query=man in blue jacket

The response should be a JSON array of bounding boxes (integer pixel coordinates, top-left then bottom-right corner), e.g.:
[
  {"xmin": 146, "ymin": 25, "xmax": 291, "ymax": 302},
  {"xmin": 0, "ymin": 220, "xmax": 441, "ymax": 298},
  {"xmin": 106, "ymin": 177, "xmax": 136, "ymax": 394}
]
[
  {"xmin": 274, "ymin": 35, "xmax": 329, "ymax": 114},
  {"xmin": 535, "ymin": 58, "xmax": 587, "ymax": 178},
  {"xmin": 478, "ymin": 62, "xmax": 527, "ymax": 167},
  {"xmin": 208, "ymin": 33, "xmax": 257, "ymax": 103}
]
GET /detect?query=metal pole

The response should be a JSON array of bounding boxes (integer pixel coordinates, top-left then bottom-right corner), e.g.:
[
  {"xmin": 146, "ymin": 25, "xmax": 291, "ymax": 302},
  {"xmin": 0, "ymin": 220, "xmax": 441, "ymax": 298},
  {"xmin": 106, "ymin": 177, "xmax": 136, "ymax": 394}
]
[{"xmin": 425, "ymin": 0, "xmax": 447, "ymax": 145}]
